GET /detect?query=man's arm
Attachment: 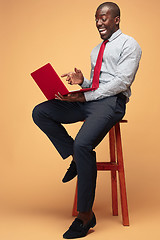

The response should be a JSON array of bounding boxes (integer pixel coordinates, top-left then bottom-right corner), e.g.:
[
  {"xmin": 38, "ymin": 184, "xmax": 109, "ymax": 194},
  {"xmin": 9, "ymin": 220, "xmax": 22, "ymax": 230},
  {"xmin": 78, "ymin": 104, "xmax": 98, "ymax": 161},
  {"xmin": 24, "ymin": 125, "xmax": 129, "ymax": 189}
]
[
  {"xmin": 84, "ymin": 39, "xmax": 142, "ymax": 101},
  {"xmin": 55, "ymin": 92, "xmax": 86, "ymax": 102}
]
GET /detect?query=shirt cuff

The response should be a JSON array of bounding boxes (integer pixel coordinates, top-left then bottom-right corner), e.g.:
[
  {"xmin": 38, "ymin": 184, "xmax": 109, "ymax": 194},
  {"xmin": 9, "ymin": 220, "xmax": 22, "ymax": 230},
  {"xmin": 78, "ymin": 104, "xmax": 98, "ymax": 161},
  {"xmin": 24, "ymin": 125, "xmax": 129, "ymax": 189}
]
[
  {"xmin": 84, "ymin": 91, "xmax": 96, "ymax": 101},
  {"xmin": 81, "ymin": 77, "xmax": 91, "ymax": 88}
]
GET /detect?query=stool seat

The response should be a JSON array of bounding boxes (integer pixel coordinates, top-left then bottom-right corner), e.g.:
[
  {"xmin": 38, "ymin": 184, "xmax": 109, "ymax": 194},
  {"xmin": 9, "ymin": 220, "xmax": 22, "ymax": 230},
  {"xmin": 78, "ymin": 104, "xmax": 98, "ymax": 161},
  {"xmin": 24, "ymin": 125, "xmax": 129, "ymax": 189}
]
[{"xmin": 72, "ymin": 120, "xmax": 129, "ymax": 226}]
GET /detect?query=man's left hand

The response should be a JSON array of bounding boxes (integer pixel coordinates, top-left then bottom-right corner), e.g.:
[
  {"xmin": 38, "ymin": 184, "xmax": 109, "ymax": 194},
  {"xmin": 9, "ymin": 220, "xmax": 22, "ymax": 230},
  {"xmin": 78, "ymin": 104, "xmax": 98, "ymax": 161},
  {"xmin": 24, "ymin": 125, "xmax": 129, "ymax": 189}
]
[{"xmin": 55, "ymin": 92, "xmax": 86, "ymax": 102}]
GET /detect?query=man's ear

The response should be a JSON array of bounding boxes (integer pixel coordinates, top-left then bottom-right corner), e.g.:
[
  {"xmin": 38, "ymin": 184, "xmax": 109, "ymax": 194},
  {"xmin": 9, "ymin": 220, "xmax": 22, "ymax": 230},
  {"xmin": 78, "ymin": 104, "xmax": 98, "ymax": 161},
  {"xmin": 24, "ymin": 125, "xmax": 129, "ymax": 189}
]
[{"xmin": 115, "ymin": 16, "xmax": 120, "ymax": 25}]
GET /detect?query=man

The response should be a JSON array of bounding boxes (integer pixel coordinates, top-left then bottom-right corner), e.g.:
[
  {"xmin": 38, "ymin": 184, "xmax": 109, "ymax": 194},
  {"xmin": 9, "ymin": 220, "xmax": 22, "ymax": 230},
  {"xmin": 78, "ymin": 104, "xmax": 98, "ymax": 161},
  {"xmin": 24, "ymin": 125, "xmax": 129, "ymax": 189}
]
[{"xmin": 32, "ymin": 2, "xmax": 142, "ymax": 239}]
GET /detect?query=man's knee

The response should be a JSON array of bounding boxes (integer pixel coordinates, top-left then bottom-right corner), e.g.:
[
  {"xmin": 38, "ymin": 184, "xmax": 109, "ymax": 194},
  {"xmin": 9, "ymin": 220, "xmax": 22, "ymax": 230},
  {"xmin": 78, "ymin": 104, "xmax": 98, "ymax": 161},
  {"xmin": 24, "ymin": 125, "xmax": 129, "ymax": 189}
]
[
  {"xmin": 32, "ymin": 103, "xmax": 44, "ymax": 125},
  {"xmin": 74, "ymin": 138, "xmax": 92, "ymax": 156}
]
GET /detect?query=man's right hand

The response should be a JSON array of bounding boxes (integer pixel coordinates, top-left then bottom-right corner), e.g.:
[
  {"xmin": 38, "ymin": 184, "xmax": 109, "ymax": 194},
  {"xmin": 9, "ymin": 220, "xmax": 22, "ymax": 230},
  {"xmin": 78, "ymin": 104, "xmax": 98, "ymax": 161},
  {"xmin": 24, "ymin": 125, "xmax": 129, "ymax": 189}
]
[{"xmin": 61, "ymin": 68, "xmax": 84, "ymax": 85}]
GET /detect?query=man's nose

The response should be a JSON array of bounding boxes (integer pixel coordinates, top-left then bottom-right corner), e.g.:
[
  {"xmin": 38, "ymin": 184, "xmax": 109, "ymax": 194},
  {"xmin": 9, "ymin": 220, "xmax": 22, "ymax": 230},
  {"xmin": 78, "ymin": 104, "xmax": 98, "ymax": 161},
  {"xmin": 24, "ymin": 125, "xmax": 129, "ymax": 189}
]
[{"xmin": 96, "ymin": 19, "xmax": 103, "ymax": 27}]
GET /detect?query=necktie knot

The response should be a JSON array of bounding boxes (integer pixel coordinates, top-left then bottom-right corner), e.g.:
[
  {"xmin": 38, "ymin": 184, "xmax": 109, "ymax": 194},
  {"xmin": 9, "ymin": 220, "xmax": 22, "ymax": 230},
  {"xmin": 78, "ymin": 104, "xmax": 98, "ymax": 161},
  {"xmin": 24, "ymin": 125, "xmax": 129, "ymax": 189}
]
[{"xmin": 104, "ymin": 40, "xmax": 109, "ymax": 45}]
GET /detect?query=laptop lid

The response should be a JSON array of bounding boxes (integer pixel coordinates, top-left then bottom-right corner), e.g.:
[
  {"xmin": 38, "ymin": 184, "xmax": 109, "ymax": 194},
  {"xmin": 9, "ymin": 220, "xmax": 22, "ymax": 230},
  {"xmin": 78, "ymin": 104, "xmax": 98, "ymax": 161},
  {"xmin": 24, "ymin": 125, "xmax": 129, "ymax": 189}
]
[{"xmin": 31, "ymin": 63, "xmax": 94, "ymax": 100}]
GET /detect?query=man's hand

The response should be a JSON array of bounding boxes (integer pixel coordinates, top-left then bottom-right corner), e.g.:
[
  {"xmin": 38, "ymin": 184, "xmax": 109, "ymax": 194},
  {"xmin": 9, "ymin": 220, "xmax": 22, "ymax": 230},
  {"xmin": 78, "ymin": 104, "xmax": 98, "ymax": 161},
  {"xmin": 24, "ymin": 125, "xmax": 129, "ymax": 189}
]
[
  {"xmin": 61, "ymin": 68, "xmax": 84, "ymax": 85},
  {"xmin": 55, "ymin": 92, "xmax": 86, "ymax": 102}
]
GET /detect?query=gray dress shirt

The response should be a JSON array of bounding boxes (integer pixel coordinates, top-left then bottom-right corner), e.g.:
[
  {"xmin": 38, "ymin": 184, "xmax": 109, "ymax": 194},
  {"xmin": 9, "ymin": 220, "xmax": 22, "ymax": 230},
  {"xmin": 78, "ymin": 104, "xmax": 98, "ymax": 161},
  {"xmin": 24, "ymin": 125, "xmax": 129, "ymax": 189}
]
[{"xmin": 81, "ymin": 29, "xmax": 142, "ymax": 102}]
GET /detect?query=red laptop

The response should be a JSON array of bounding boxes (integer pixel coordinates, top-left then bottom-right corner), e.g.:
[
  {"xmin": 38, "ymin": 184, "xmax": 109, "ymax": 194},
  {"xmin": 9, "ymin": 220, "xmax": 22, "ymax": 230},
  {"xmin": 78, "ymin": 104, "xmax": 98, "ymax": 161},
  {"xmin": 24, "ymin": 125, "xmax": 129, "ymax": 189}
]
[{"xmin": 31, "ymin": 63, "xmax": 94, "ymax": 100}]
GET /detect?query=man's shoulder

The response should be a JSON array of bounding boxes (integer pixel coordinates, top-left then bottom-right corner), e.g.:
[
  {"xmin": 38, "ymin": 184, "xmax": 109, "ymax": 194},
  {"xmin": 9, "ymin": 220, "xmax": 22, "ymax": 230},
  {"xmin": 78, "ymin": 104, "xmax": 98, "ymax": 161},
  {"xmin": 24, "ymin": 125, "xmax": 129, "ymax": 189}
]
[{"xmin": 120, "ymin": 32, "xmax": 141, "ymax": 50}]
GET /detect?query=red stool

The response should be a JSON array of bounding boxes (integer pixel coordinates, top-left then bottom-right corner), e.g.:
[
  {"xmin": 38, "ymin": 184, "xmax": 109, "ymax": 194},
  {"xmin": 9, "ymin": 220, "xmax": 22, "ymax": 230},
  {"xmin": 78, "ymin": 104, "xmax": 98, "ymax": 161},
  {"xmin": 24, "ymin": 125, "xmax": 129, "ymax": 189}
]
[{"xmin": 72, "ymin": 120, "xmax": 129, "ymax": 226}]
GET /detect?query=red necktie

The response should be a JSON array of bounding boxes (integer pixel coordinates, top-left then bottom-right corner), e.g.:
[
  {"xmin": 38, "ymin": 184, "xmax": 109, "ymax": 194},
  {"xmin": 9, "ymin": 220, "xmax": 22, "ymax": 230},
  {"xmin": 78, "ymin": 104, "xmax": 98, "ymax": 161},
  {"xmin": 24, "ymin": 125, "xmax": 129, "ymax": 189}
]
[{"xmin": 92, "ymin": 40, "xmax": 108, "ymax": 89}]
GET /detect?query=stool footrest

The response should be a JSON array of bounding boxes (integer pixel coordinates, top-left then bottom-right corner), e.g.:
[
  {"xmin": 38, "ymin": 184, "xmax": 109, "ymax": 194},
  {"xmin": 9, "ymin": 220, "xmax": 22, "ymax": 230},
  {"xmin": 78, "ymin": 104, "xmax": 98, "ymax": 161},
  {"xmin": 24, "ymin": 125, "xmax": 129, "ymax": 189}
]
[{"xmin": 97, "ymin": 162, "xmax": 119, "ymax": 171}]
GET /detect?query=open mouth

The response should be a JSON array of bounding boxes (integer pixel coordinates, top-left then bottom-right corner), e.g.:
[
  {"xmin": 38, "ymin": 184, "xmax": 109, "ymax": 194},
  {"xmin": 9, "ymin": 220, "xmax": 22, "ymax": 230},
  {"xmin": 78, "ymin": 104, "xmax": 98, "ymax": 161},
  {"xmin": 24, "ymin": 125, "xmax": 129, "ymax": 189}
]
[{"xmin": 98, "ymin": 28, "xmax": 107, "ymax": 35}]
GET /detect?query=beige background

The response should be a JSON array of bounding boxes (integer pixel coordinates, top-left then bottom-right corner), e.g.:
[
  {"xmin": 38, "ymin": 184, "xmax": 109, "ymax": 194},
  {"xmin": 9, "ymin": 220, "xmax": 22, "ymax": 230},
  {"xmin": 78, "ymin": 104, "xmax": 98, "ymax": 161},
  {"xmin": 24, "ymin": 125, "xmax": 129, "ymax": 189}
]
[{"xmin": 0, "ymin": 0, "xmax": 160, "ymax": 239}]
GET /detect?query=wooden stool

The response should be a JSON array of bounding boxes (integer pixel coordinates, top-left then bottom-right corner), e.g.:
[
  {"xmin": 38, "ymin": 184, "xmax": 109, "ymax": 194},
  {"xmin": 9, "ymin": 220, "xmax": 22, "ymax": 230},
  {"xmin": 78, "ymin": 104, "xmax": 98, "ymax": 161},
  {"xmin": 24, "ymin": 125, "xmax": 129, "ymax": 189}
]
[{"xmin": 72, "ymin": 120, "xmax": 129, "ymax": 226}]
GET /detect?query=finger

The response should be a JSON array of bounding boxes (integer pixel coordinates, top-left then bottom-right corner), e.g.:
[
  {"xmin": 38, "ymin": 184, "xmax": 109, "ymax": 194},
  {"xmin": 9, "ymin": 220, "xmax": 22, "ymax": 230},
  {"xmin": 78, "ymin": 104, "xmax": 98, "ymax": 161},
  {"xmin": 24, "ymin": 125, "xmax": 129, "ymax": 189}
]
[
  {"xmin": 61, "ymin": 73, "xmax": 69, "ymax": 78},
  {"xmin": 66, "ymin": 76, "xmax": 71, "ymax": 81},
  {"xmin": 55, "ymin": 94, "xmax": 62, "ymax": 100},
  {"xmin": 55, "ymin": 92, "xmax": 63, "ymax": 100},
  {"xmin": 74, "ymin": 67, "xmax": 81, "ymax": 73},
  {"xmin": 68, "ymin": 80, "xmax": 73, "ymax": 85},
  {"xmin": 55, "ymin": 95, "xmax": 59, "ymax": 99},
  {"xmin": 61, "ymin": 72, "xmax": 71, "ymax": 77},
  {"xmin": 61, "ymin": 72, "xmax": 74, "ymax": 78},
  {"xmin": 58, "ymin": 92, "xmax": 63, "ymax": 98},
  {"xmin": 65, "ymin": 75, "xmax": 74, "ymax": 82},
  {"xmin": 57, "ymin": 93, "xmax": 71, "ymax": 102}
]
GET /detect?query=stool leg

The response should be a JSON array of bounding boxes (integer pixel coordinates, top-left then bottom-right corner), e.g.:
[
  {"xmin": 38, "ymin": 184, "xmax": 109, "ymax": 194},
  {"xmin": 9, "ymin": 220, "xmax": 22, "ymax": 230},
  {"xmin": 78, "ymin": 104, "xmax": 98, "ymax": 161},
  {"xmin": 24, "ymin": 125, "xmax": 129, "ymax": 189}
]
[
  {"xmin": 115, "ymin": 123, "xmax": 129, "ymax": 226},
  {"xmin": 109, "ymin": 127, "xmax": 118, "ymax": 216},
  {"xmin": 72, "ymin": 179, "xmax": 78, "ymax": 216}
]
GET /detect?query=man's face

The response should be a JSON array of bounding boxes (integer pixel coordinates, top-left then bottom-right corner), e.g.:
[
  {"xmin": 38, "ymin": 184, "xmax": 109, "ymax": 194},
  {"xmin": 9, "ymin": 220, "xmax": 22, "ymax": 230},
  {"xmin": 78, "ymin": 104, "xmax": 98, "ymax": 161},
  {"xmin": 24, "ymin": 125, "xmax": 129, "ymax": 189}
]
[{"xmin": 95, "ymin": 6, "xmax": 120, "ymax": 40}]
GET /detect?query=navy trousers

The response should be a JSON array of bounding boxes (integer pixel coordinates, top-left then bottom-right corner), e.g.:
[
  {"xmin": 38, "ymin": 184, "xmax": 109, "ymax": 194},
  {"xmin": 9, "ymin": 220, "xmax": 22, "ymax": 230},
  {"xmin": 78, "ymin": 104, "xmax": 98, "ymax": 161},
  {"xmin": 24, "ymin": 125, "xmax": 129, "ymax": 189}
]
[{"xmin": 32, "ymin": 94, "xmax": 126, "ymax": 212}]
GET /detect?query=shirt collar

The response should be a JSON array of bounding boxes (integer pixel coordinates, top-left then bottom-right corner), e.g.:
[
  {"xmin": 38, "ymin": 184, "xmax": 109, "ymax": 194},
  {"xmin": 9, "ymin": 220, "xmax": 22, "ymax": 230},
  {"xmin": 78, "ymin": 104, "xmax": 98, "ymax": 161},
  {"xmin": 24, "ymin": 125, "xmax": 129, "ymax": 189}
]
[{"xmin": 108, "ymin": 29, "xmax": 122, "ymax": 42}]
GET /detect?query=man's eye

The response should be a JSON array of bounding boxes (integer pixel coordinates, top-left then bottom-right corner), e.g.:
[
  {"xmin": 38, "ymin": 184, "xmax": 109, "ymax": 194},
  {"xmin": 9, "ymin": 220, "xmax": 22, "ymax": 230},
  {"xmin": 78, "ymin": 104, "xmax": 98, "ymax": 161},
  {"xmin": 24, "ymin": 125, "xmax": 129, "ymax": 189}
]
[
  {"xmin": 95, "ymin": 17, "xmax": 107, "ymax": 23},
  {"xmin": 102, "ymin": 18, "xmax": 107, "ymax": 22}
]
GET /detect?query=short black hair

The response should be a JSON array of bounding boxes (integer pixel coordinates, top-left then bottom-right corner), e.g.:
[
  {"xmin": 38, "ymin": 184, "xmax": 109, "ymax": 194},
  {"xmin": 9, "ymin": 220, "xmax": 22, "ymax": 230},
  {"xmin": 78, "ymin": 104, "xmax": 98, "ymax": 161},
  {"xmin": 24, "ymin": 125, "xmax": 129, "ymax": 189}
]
[{"xmin": 96, "ymin": 2, "xmax": 120, "ymax": 18}]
